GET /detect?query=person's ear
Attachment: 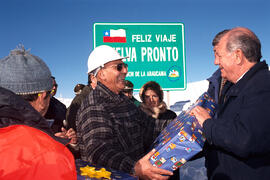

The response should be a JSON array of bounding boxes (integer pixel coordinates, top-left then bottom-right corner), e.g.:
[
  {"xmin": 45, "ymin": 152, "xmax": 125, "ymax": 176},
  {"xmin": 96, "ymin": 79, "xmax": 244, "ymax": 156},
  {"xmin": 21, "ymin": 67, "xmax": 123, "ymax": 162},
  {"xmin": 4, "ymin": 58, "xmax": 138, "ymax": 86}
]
[
  {"xmin": 97, "ymin": 69, "xmax": 106, "ymax": 81},
  {"xmin": 36, "ymin": 91, "xmax": 50, "ymax": 116},
  {"xmin": 90, "ymin": 75, "xmax": 98, "ymax": 89},
  {"xmin": 35, "ymin": 91, "xmax": 47, "ymax": 110},
  {"xmin": 235, "ymin": 49, "xmax": 244, "ymax": 65},
  {"xmin": 37, "ymin": 91, "xmax": 47, "ymax": 100},
  {"xmin": 90, "ymin": 74, "xmax": 97, "ymax": 83}
]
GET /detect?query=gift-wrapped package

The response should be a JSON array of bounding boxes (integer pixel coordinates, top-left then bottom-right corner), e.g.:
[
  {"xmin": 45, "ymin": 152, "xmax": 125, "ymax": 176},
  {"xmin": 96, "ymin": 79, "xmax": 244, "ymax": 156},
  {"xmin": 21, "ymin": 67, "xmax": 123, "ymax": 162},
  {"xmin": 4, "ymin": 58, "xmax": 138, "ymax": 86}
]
[{"xmin": 150, "ymin": 92, "xmax": 217, "ymax": 171}]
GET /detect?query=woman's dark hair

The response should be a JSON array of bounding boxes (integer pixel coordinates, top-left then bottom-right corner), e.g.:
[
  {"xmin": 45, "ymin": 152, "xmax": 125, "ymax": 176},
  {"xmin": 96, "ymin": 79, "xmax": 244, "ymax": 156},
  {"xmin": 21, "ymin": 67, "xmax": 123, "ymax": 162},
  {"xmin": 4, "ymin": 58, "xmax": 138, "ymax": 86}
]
[{"xmin": 140, "ymin": 81, "xmax": 163, "ymax": 103}]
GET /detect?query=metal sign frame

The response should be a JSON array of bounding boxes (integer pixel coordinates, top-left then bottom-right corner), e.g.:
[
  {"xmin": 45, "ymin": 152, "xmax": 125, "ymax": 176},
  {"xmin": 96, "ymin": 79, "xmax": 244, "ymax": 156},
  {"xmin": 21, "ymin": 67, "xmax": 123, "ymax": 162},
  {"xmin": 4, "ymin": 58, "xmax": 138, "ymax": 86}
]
[{"xmin": 93, "ymin": 22, "xmax": 186, "ymax": 91}]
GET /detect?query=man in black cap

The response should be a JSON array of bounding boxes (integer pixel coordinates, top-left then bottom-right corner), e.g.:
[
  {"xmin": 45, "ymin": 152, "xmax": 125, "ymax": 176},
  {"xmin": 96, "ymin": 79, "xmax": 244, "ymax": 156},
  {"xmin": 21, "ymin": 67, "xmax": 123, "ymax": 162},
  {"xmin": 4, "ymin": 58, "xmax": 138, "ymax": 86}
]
[
  {"xmin": 74, "ymin": 84, "xmax": 86, "ymax": 95},
  {"xmin": 122, "ymin": 80, "xmax": 141, "ymax": 107}
]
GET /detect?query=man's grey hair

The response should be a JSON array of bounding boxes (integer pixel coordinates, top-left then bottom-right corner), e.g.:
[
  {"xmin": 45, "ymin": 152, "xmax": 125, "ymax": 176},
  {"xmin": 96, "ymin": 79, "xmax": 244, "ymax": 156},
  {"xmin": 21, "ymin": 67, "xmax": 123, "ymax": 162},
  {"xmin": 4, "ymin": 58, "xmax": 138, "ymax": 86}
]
[{"xmin": 226, "ymin": 29, "xmax": 262, "ymax": 62}]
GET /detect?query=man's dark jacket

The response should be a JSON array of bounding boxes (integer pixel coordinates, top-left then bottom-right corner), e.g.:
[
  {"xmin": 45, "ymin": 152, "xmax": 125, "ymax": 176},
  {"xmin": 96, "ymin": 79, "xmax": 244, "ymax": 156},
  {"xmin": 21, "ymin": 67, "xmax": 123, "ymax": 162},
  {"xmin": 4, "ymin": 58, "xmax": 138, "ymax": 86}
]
[
  {"xmin": 203, "ymin": 61, "xmax": 270, "ymax": 180},
  {"xmin": 0, "ymin": 87, "xmax": 68, "ymax": 144},
  {"xmin": 45, "ymin": 96, "xmax": 67, "ymax": 133},
  {"xmin": 207, "ymin": 69, "xmax": 222, "ymax": 104},
  {"xmin": 66, "ymin": 85, "xmax": 92, "ymax": 131}
]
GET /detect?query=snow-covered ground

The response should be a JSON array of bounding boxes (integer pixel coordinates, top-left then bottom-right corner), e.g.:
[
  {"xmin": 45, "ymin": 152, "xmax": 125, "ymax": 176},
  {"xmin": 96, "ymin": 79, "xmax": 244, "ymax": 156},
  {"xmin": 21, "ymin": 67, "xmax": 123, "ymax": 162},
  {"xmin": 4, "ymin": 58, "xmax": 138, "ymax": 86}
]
[{"xmin": 57, "ymin": 80, "xmax": 209, "ymax": 109}]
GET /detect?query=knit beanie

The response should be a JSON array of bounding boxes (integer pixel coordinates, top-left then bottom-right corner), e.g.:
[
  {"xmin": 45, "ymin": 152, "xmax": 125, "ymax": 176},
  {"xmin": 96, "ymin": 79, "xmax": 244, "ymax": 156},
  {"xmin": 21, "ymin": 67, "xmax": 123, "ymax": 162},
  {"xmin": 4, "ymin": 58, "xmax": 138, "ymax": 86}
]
[{"xmin": 0, "ymin": 47, "xmax": 53, "ymax": 95}]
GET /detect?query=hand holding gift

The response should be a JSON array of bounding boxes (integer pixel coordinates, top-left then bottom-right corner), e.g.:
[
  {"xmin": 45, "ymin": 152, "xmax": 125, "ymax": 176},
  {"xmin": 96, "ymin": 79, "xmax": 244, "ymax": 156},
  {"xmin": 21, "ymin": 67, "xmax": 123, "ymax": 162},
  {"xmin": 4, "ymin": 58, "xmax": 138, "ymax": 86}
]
[
  {"xmin": 190, "ymin": 106, "xmax": 211, "ymax": 127},
  {"xmin": 134, "ymin": 149, "xmax": 173, "ymax": 180}
]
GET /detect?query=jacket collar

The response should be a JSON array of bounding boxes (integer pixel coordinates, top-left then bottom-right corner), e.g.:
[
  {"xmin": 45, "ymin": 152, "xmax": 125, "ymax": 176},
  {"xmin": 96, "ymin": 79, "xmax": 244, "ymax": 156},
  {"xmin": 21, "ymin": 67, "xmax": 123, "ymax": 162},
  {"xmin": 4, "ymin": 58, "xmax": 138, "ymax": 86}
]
[
  {"xmin": 0, "ymin": 87, "xmax": 69, "ymax": 145},
  {"xmin": 207, "ymin": 69, "xmax": 221, "ymax": 85},
  {"xmin": 226, "ymin": 60, "xmax": 268, "ymax": 97},
  {"xmin": 207, "ymin": 69, "xmax": 222, "ymax": 103},
  {"xmin": 96, "ymin": 81, "xmax": 125, "ymax": 102}
]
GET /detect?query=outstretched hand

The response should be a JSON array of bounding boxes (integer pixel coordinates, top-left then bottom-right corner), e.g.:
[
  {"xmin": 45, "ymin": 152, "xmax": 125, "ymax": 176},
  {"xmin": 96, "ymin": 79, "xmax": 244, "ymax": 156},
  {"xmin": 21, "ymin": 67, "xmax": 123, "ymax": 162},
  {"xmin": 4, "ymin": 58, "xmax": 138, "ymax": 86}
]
[
  {"xmin": 134, "ymin": 149, "xmax": 173, "ymax": 180},
  {"xmin": 54, "ymin": 127, "xmax": 77, "ymax": 144}
]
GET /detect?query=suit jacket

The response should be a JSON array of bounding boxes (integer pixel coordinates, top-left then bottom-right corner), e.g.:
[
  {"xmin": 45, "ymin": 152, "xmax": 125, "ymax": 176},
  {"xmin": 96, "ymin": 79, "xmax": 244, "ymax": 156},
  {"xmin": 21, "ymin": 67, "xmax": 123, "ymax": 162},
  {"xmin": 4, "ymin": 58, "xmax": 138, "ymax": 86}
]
[{"xmin": 203, "ymin": 61, "xmax": 270, "ymax": 180}]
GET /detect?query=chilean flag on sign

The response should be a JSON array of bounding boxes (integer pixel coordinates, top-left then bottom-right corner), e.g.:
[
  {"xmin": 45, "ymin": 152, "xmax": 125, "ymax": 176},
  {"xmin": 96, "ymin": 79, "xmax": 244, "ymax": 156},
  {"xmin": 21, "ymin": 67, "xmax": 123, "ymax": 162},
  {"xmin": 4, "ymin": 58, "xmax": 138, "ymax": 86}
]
[{"xmin": 103, "ymin": 29, "xmax": 127, "ymax": 43}]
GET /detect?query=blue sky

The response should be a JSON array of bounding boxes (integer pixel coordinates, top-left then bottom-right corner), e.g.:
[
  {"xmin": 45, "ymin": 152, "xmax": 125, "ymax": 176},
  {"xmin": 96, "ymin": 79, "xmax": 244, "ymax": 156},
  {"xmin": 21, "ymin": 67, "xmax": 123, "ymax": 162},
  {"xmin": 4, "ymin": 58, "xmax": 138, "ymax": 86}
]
[{"xmin": 0, "ymin": 0, "xmax": 269, "ymax": 98}]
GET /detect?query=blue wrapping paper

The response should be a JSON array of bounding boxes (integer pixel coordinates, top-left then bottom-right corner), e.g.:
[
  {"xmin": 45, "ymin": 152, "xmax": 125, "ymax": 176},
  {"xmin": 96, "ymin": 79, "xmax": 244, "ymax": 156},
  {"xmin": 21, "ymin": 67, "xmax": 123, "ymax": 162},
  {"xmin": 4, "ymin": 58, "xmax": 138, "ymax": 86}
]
[
  {"xmin": 76, "ymin": 159, "xmax": 137, "ymax": 180},
  {"xmin": 150, "ymin": 92, "xmax": 217, "ymax": 171}
]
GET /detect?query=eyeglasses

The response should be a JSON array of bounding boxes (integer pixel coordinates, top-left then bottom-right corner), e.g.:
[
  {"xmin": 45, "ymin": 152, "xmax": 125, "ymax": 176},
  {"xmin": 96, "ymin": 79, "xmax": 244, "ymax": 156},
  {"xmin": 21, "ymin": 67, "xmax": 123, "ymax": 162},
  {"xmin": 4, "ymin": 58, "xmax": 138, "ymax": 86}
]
[
  {"xmin": 39, "ymin": 90, "xmax": 53, "ymax": 99},
  {"xmin": 46, "ymin": 90, "xmax": 55, "ymax": 98},
  {"xmin": 50, "ymin": 89, "xmax": 56, "ymax": 95},
  {"xmin": 105, "ymin": 63, "xmax": 128, "ymax": 72}
]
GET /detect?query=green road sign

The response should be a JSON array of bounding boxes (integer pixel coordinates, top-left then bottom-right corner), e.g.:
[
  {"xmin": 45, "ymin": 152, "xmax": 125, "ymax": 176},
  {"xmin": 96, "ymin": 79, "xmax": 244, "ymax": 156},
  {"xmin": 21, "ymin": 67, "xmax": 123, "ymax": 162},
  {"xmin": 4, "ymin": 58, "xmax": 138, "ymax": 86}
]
[{"xmin": 94, "ymin": 22, "xmax": 186, "ymax": 91}]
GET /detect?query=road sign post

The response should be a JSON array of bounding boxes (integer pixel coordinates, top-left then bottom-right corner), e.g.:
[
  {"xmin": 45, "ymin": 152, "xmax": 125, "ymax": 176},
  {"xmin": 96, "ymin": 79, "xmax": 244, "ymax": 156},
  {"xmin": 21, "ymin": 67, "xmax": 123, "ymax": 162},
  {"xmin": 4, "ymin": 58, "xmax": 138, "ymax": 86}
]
[{"xmin": 94, "ymin": 23, "xmax": 186, "ymax": 91}]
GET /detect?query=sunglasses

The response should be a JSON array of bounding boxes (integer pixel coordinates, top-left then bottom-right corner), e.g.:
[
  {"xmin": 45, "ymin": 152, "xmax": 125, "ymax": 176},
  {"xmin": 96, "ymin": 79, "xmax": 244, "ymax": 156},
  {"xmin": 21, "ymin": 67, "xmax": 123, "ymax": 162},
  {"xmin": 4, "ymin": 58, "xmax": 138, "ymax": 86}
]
[
  {"xmin": 50, "ymin": 89, "xmax": 56, "ymax": 95},
  {"xmin": 105, "ymin": 63, "xmax": 128, "ymax": 72}
]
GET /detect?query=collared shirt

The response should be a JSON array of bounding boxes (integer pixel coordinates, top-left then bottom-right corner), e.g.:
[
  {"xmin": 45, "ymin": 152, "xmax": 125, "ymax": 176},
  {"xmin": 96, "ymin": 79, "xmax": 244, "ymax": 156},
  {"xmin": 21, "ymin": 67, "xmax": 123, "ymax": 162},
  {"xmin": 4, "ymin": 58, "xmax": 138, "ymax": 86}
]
[
  {"xmin": 236, "ymin": 70, "xmax": 248, "ymax": 83},
  {"xmin": 76, "ymin": 82, "xmax": 171, "ymax": 174}
]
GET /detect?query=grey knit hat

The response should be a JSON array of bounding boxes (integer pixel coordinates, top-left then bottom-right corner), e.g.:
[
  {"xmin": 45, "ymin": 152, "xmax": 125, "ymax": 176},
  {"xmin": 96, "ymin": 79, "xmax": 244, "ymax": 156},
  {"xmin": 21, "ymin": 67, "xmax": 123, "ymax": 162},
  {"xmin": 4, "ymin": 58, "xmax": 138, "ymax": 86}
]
[{"xmin": 0, "ymin": 47, "xmax": 53, "ymax": 95}]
